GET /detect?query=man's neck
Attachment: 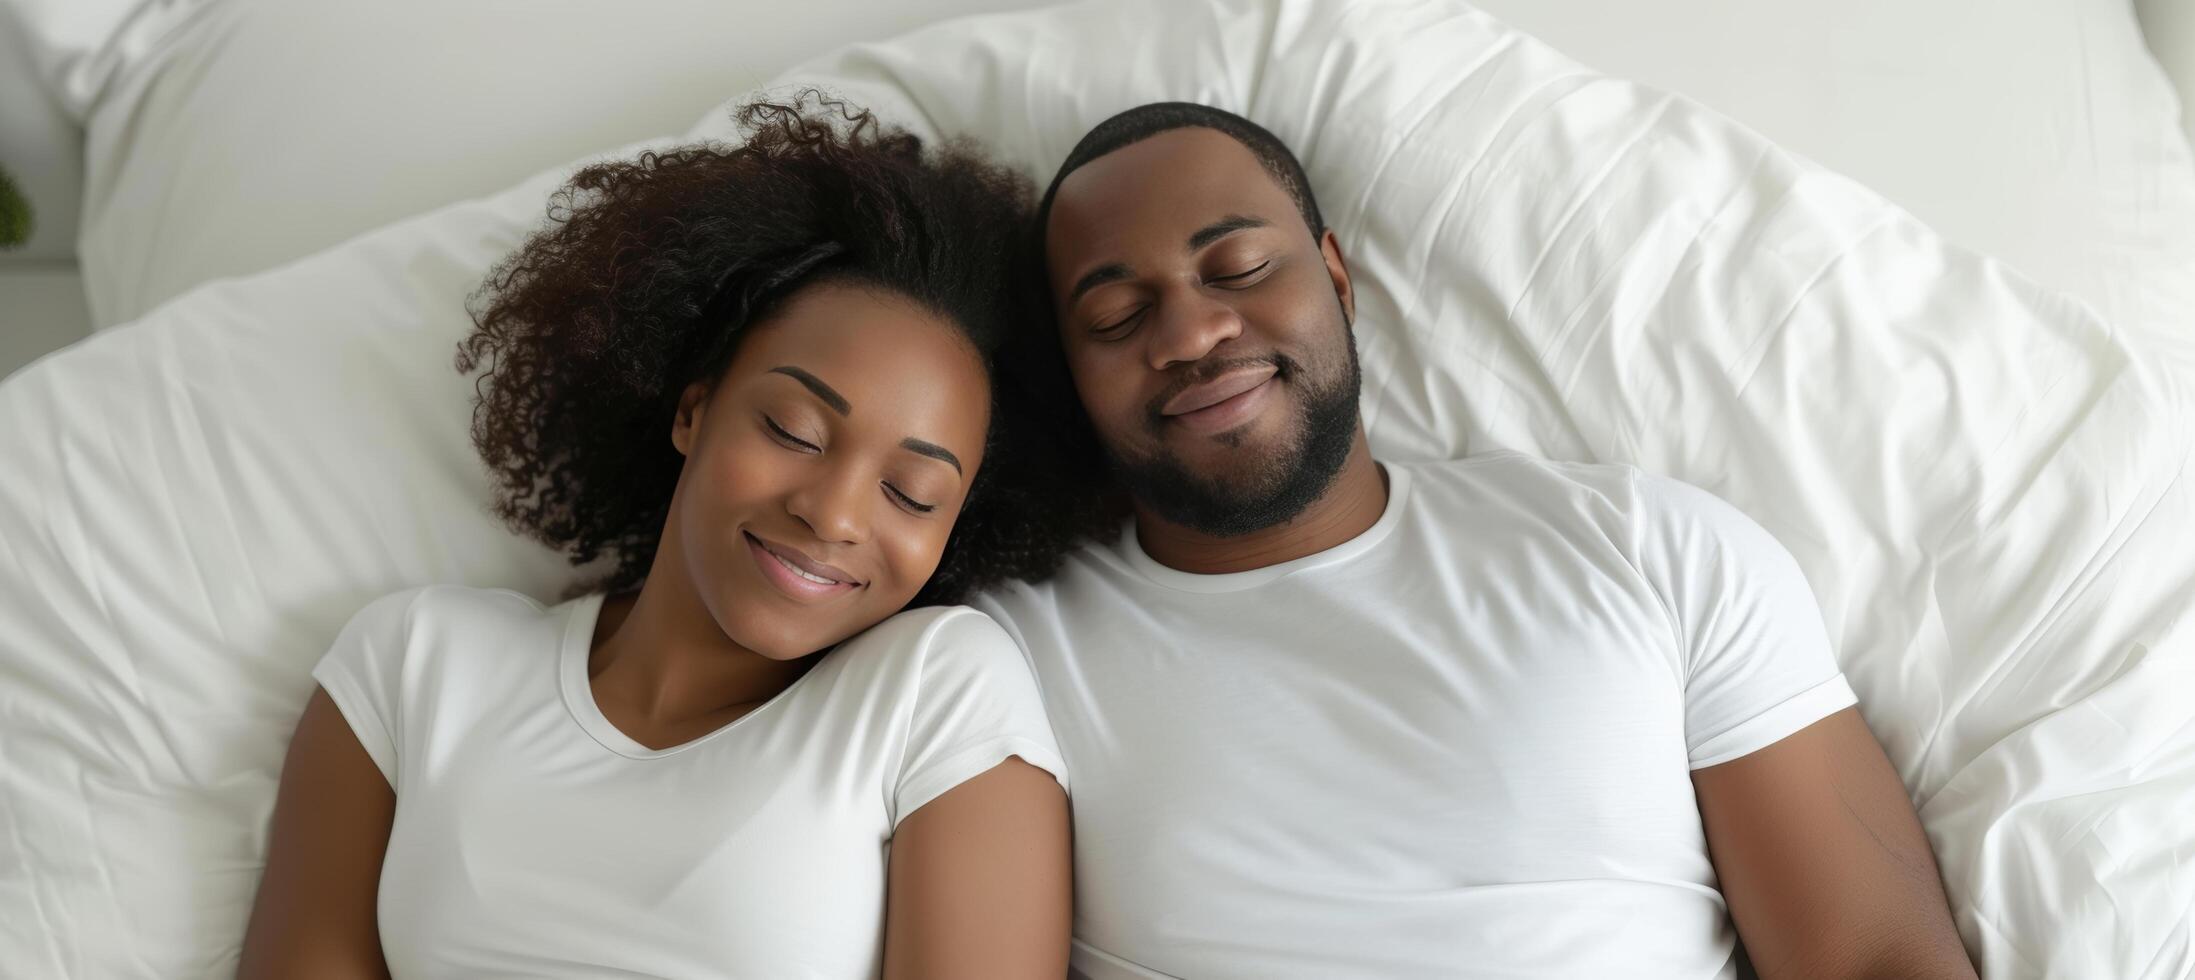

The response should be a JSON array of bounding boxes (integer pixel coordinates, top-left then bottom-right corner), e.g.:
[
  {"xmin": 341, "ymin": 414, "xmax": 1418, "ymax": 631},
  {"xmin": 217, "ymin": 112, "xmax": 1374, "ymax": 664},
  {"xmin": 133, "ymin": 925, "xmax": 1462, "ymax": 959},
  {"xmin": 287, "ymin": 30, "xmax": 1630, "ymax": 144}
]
[{"xmin": 1133, "ymin": 434, "xmax": 1389, "ymax": 576}]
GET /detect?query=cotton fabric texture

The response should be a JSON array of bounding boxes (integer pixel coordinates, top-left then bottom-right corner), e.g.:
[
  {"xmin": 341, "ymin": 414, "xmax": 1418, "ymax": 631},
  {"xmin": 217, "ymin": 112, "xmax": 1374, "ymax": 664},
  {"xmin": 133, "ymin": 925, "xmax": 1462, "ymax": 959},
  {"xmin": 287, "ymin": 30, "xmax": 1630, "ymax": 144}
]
[
  {"xmin": 975, "ymin": 454, "xmax": 1855, "ymax": 979},
  {"xmin": 312, "ymin": 586, "xmax": 1065, "ymax": 978}
]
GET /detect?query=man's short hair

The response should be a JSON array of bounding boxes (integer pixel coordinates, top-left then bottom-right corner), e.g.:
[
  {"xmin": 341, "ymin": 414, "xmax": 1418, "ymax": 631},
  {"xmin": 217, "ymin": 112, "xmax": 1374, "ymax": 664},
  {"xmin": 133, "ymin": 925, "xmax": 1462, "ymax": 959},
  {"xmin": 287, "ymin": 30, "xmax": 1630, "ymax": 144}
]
[{"xmin": 1034, "ymin": 102, "xmax": 1326, "ymax": 249}]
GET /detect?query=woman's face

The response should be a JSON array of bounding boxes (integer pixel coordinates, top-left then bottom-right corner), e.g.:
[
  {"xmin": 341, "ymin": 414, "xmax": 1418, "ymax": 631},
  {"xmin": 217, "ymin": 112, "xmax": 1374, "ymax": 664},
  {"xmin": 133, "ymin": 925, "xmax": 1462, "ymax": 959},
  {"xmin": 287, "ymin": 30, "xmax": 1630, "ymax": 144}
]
[{"xmin": 667, "ymin": 281, "xmax": 991, "ymax": 660}]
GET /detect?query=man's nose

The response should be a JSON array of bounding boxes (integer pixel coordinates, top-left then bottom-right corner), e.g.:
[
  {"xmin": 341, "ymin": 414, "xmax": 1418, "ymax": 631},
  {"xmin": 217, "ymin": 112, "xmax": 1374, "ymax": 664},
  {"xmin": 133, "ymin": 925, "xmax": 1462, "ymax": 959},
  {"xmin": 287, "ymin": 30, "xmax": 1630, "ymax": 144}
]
[{"xmin": 1145, "ymin": 287, "xmax": 1243, "ymax": 372}]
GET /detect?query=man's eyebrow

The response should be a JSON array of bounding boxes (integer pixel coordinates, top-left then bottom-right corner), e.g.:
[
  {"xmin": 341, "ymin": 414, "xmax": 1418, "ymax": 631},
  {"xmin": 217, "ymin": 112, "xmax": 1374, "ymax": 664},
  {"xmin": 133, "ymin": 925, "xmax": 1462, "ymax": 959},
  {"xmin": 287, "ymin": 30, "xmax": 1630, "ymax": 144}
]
[
  {"xmin": 767, "ymin": 366, "xmax": 850, "ymax": 416},
  {"xmin": 900, "ymin": 437, "xmax": 963, "ymax": 474},
  {"xmin": 1068, "ymin": 262, "xmax": 1133, "ymax": 304},
  {"xmin": 1187, "ymin": 214, "xmax": 1269, "ymax": 252}
]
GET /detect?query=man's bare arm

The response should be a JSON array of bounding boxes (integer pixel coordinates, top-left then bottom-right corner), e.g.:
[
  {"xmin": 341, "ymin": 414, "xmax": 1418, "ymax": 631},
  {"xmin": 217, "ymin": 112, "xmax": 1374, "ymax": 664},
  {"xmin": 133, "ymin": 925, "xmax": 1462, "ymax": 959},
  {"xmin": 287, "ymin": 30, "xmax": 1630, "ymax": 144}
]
[{"xmin": 1692, "ymin": 707, "xmax": 1976, "ymax": 980}]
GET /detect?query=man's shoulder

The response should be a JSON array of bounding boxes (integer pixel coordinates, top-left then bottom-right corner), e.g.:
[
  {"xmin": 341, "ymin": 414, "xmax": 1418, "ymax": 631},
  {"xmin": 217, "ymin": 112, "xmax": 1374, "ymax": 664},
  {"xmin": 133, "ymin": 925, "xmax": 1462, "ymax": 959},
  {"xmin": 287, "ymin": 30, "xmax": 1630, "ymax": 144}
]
[
  {"xmin": 966, "ymin": 535, "xmax": 1133, "ymax": 643},
  {"xmin": 1405, "ymin": 452, "xmax": 1778, "ymax": 568},
  {"xmin": 1400, "ymin": 451, "xmax": 1755, "ymax": 547},
  {"xmin": 967, "ymin": 552, "xmax": 1087, "ymax": 614}
]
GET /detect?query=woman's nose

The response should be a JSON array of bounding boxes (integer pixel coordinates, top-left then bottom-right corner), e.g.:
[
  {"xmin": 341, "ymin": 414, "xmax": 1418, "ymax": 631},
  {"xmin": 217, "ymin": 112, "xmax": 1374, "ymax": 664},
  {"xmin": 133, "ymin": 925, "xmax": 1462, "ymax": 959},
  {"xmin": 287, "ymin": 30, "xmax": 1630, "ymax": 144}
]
[{"xmin": 784, "ymin": 463, "xmax": 870, "ymax": 546}]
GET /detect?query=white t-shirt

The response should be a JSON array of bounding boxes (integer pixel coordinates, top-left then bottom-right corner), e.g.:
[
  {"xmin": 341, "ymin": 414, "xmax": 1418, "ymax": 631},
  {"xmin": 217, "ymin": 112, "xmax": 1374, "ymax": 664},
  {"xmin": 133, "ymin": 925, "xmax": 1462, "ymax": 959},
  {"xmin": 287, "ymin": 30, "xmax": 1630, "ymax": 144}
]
[
  {"xmin": 310, "ymin": 586, "xmax": 1067, "ymax": 979},
  {"xmin": 972, "ymin": 451, "xmax": 1856, "ymax": 980}
]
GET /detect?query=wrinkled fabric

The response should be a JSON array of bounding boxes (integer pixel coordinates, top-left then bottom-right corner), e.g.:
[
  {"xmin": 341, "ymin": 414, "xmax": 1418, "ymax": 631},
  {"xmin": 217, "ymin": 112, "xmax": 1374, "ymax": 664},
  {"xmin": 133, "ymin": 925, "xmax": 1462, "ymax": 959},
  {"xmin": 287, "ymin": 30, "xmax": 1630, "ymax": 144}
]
[{"xmin": 1, "ymin": 1, "xmax": 2189, "ymax": 977}]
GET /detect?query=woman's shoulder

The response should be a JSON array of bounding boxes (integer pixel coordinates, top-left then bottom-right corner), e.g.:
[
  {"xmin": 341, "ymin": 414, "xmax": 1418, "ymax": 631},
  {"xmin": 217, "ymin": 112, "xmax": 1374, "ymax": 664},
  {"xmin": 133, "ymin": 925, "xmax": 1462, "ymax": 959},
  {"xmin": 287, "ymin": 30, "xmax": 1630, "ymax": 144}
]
[
  {"xmin": 837, "ymin": 604, "xmax": 1017, "ymax": 656},
  {"xmin": 825, "ymin": 606, "xmax": 1031, "ymax": 692},
  {"xmin": 329, "ymin": 583, "xmax": 573, "ymax": 666}
]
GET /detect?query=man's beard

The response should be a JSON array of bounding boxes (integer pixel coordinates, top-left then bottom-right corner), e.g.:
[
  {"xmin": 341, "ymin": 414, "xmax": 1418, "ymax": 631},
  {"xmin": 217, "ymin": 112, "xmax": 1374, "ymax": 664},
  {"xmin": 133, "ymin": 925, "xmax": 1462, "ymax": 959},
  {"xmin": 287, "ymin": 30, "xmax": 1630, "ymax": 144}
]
[{"xmin": 1104, "ymin": 333, "xmax": 1361, "ymax": 539}]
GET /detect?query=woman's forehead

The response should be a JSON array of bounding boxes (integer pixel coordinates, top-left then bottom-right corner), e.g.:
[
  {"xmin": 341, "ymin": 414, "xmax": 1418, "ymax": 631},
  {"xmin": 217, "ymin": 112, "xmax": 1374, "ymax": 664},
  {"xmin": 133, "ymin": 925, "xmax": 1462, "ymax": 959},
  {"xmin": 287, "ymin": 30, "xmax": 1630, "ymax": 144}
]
[
  {"xmin": 742, "ymin": 285, "xmax": 965, "ymax": 369},
  {"xmin": 729, "ymin": 284, "xmax": 990, "ymax": 445}
]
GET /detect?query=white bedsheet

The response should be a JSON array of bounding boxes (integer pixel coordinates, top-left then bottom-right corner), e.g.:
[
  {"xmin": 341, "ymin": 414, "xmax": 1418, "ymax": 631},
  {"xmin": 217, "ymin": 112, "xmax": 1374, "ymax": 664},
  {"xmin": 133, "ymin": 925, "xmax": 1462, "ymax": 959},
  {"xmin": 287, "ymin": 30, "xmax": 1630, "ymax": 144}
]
[{"xmin": 0, "ymin": 0, "xmax": 2188, "ymax": 976}]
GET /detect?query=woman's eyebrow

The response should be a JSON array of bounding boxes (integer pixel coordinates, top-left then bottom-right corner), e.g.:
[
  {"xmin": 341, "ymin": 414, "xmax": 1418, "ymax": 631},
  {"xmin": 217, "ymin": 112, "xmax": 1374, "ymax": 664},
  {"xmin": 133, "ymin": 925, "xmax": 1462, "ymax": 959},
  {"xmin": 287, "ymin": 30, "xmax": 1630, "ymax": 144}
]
[
  {"xmin": 900, "ymin": 437, "xmax": 962, "ymax": 474},
  {"xmin": 768, "ymin": 366, "xmax": 851, "ymax": 416}
]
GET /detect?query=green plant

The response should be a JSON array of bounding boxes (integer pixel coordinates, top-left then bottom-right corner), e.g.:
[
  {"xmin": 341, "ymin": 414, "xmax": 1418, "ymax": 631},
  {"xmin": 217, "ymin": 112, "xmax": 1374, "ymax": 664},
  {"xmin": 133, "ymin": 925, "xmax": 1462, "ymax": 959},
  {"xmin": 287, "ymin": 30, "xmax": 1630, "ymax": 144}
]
[{"xmin": 0, "ymin": 165, "xmax": 32, "ymax": 248}]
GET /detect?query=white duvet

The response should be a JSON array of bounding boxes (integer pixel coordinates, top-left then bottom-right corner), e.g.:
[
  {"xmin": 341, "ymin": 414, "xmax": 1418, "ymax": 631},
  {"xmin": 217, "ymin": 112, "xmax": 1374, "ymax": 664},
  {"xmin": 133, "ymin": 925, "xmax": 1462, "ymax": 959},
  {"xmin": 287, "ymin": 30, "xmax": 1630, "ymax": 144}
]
[{"xmin": 1, "ymin": 1, "xmax": 2188, "ymax": 976}]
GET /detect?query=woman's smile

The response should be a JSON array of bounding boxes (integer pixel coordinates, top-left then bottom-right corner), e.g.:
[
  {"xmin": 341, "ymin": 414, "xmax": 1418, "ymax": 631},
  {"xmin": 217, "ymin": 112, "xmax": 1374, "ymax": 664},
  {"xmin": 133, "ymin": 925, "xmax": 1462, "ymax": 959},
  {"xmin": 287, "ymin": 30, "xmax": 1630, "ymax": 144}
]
[{"xmin": 744, "ymin": 529, "xmax": 862, "ymax": 602}]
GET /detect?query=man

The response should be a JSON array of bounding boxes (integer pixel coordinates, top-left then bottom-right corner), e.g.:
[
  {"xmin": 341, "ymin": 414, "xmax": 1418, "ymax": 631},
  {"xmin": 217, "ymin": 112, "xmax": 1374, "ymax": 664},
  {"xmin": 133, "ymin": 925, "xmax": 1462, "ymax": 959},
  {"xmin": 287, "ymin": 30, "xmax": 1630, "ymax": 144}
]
[{"xmin": 971, "ymin": 103, "xmax": 1979, "ymax": 979}]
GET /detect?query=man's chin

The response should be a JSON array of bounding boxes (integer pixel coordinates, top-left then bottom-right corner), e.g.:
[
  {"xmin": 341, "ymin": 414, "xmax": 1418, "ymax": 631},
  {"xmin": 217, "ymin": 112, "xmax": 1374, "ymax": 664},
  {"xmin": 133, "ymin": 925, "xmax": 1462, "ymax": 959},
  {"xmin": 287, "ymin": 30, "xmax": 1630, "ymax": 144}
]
[
  {"xmin": 1107, "ymin": 348, "xmax": 1361, "ymax": 537},
  {"xmin": 1108, "ymin": 446, "xmax": 1309, "ymax": 538},
  {"xmin": 1156, "ymin": 407, "xmax": 1293, "ymax": 455},
  {"xmin": 1151, "ymin": 431, "xmax": 1295, "ymax": 487}
]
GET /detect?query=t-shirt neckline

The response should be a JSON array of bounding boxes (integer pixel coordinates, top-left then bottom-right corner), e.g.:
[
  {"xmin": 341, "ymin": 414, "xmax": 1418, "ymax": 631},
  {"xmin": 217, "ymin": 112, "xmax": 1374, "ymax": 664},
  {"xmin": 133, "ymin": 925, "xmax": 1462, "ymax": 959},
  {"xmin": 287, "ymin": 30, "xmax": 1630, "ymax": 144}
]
[
  {"xmin": 1114, "ymin": 462, "xmax": 1413, "ymax": 594},
  {"xmin": 556, "ymin": 591, "xmax": 794, "ymax": 760}
]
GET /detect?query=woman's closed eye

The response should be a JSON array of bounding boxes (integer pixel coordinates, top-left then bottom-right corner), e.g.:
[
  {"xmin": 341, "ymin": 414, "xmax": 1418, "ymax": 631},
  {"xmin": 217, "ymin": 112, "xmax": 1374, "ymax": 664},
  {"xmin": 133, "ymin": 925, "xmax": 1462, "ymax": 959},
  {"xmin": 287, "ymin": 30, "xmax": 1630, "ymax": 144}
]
[
  {"xmin": 765, "ymin": 412, "xmax": 944, "ymax": 513},
  {"xmin": 763, "ymin": 415, "xmax": 820, "ymax": 453},
  {"xmin": 883, "ymin": 483, "xmax": 937, "ymax": 515}
]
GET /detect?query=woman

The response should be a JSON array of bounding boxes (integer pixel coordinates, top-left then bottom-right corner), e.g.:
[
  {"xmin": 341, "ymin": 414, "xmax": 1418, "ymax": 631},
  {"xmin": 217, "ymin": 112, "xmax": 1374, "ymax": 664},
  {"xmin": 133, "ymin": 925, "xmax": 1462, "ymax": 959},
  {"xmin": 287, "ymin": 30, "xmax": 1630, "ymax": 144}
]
[{"xmin": 241, "ymin": 95, "xmax": 1109, "ymax": 978}]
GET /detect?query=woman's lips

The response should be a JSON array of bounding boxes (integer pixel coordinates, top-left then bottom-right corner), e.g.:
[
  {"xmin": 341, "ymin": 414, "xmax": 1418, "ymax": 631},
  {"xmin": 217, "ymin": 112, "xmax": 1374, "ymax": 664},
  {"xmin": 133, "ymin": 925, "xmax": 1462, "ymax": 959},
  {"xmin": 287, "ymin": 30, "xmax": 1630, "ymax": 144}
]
[{"xmin": 744, "ymin": 531, "xmax": 859, "ymax": 602}]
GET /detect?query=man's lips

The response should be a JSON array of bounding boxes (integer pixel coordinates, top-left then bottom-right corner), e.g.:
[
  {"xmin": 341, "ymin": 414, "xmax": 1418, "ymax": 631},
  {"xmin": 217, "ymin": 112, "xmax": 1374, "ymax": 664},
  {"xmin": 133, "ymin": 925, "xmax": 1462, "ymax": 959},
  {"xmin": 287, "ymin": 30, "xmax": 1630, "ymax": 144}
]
[
  {"xmin": 1160, "ymin": 364, "xmax": 1280, "ymax": 417},
  {"xmin": 744, "ymin": 531, "xmax": 861, "ymax": 599}
]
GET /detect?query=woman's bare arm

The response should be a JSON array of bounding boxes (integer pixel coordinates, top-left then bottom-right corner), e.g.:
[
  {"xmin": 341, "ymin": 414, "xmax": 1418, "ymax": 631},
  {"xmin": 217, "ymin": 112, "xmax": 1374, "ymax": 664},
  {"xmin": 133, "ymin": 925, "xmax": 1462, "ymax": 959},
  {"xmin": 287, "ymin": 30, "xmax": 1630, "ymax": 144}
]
[
  {"xmin": 238, "ymin": 689, "xmax": 396, "ymax": 979},
  {"xmin": 882, "ymin": 757, "xmax": 1072, "ymax": 979}
]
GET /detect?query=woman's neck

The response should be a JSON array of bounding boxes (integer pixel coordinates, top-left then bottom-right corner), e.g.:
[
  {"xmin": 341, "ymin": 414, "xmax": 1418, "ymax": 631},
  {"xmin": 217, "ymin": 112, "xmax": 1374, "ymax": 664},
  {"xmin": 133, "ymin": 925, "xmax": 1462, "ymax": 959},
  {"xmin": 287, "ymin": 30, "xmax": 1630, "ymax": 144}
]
[{"xmin": 586, "ymin": 568, "xmax": 813, "ymax": 748}]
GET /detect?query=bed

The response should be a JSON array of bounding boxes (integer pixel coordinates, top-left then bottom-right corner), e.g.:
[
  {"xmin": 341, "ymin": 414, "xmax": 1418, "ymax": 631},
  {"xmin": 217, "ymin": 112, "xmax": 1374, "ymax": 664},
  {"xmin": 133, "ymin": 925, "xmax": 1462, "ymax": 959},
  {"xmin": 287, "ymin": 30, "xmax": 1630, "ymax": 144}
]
[{"xmin": 2, "ymin": 0, "xmax": 2190, "ymax": 976}]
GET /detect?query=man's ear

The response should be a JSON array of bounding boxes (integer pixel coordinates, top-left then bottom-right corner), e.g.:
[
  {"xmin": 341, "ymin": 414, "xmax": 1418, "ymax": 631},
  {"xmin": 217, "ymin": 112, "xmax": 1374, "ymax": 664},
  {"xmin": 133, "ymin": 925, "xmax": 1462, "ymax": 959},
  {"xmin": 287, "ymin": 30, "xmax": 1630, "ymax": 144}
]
[
  {"xmin": 1318, "ymin": 228, "xmax": 1356, "ymax": 328},
  {"xmin": 670, "ymin": 381, "xmax": 711, "ymax": 457}
]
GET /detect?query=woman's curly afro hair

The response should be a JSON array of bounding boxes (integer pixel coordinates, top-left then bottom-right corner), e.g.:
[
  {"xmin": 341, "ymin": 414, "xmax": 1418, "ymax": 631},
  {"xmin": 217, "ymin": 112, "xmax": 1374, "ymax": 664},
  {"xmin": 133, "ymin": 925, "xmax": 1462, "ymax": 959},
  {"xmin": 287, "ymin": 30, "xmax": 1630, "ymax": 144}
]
[{"xmin": 457, "ymin": 92, "xmax": 1115, "ymax": 608}]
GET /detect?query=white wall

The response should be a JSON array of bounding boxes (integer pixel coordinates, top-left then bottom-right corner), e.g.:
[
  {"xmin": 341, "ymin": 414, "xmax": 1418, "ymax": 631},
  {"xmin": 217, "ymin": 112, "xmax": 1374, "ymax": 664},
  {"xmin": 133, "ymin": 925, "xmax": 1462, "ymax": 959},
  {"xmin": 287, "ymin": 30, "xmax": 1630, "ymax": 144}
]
[
  {"xmin": 2138, "ymin": 0, "xmax": 2195, "ymax": 146},
  {"xmin": 0, "ymin": 264, "xmax": 93, "ymax": 380},
  {"xmin": 1, "ymin": 5, "xmax": 94, "ymax": 378}
]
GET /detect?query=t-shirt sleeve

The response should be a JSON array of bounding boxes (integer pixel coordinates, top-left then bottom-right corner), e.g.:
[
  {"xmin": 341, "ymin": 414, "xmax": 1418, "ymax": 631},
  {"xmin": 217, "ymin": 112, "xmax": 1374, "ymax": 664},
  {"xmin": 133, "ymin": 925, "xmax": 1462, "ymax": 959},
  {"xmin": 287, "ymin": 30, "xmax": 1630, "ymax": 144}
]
[
  {"xmin": 891, "ymin": 608, "xmax": 1069, "ymax": 829},
  {"xmin": 1627, "ymin": 472, "xmax": 1858, "ymax": 769},
  {"xmin": 308, "ymin": 587, "xmax": 426, "ymax": 786}
]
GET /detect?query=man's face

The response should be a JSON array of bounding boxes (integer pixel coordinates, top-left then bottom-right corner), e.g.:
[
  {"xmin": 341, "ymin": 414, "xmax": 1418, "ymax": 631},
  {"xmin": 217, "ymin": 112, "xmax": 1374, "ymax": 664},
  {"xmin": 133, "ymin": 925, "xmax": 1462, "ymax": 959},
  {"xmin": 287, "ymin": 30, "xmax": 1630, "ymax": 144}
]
[{"xmin": 1043, "ymin": 126, "xmax": 1360, "ymax": 536}]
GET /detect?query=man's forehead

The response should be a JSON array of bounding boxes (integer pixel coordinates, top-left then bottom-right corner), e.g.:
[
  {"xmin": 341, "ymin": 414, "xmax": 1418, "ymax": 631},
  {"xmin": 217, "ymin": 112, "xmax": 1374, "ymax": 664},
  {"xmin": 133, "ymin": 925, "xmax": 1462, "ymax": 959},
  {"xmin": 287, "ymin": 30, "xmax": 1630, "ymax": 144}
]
[{"xmin": 1046, "ymin": 127, "xmax": 1291, "ymax": 257}]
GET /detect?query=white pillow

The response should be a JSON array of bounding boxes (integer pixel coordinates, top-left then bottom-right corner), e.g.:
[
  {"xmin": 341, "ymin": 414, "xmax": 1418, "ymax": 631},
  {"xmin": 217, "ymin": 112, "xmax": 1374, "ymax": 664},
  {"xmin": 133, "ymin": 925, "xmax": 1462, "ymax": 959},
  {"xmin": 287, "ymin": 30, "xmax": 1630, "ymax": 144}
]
[
  {"xmin": 0, "ymin": 0, "xmax": 191, "ymax": 121},
  {"xmin": 71, "ymin": 0, "xmax": 1058, "ymax": 329},
  {"xmin": 65, "ymin": 0, "xmax": 2195, "ymax": 366},
  {"xmin": 0, "ymin": 168, "xmax": 602, "ymax": 976},
  {"xmin": 2, "ymin": 0, "xmax": 2188, "ymax": 976},
  {"xmin": 1466, "ymin": 0, "xmax": 2195, "ymax": 346}
]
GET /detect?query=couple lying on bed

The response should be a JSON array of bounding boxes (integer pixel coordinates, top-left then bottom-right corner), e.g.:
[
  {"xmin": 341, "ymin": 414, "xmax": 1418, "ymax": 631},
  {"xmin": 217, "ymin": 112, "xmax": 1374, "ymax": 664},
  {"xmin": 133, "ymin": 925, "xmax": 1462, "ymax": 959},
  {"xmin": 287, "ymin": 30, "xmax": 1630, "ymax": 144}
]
[{"xmin": 239, "ymin": 95, "xmax": 1978, "ymax": 979}]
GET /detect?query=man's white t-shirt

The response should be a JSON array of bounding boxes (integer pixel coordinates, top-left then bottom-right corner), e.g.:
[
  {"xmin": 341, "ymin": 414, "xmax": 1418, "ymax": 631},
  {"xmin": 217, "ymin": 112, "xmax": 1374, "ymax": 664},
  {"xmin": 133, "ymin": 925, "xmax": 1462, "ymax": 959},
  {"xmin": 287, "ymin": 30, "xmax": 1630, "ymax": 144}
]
[
  {"xmin": 972, "ymin": 451, "xmax": 1857, "ymax": 980},
  {"xmin": 310, "ymin": 586, "xmax": 1066, "ymax": 979}
]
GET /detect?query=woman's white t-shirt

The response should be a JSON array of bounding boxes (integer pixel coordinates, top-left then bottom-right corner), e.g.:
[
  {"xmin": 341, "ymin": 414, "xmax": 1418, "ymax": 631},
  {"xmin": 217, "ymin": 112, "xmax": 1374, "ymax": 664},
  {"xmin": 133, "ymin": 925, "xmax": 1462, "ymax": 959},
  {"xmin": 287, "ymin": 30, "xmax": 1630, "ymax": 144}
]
[{"xmin": 309, "ymin": 586, "xmax": 1067, "ymax": 979}]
